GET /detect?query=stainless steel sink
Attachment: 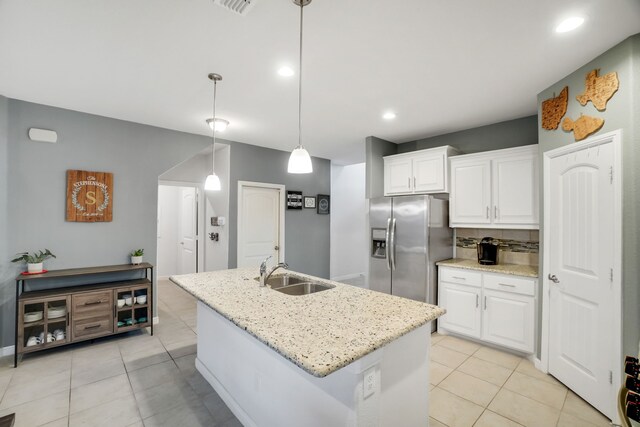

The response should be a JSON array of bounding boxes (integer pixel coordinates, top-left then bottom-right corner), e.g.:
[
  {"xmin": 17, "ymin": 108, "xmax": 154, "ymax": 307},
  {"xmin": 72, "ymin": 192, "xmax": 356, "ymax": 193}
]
[
  {"xmin": 253, "ymin": 274, "xmax": 306, "ymax": 289},
  {"xmin": 253, "ymin": 275, "xmax": 335, "ymax": 295},
  {"xmin": 273, "ymin": 282, "xmax": 335, "ymax": 296}
]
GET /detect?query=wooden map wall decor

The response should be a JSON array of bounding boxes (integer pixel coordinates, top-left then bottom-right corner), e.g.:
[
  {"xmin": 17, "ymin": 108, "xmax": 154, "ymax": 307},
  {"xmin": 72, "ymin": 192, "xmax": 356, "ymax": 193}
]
[
  {"xmin": 541, "ymin": 86, "xmax": 568, "ymax": 130},
  {"xmin": 562, "ymin": 115, "xmax": 605, "ymax": 141},
  {"xmin": 576, "ymin": 69, "xmax": 619, "ymax": 111},
  {"xmin": 66, "ymin": 170, "xmax": 113, "ymax": 222}
]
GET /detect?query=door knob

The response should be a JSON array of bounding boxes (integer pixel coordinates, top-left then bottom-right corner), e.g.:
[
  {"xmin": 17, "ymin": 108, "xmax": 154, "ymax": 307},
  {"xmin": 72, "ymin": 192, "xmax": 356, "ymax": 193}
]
[
  {"xmin": 548, "ymin": 274, "xmax": 560, "ymax": 283},
  {"xmin": 274, "ymin": 246, "xmax": 279, "ymax": 251}
]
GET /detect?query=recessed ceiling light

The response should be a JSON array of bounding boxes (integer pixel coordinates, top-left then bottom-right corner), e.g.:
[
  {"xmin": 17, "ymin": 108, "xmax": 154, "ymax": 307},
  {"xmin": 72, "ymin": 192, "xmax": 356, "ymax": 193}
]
[
  {"xmin": 556, "ymin": 17, "xmax": 584, "ymax": 33},
  {"xmin": 278, "ymin": 66, "xmax": 295, "ymax": 77},
  {"xmin": 383, "ymin": 112, "xmax": 397, "ymax": 120},
  {"xmin": 206, "ymin": 118, "xmax": 230, "ymax": 132}
]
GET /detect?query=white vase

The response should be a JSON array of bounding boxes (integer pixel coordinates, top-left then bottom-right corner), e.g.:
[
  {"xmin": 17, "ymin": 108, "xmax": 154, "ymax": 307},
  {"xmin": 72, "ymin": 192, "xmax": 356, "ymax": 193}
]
[
  {"xmin": 131, "ymin": 256, "xmax": 143, "ymax": 265},
  {"xmin": 27, "ymin": 262, "xmax": 44, "ymax": 273}
]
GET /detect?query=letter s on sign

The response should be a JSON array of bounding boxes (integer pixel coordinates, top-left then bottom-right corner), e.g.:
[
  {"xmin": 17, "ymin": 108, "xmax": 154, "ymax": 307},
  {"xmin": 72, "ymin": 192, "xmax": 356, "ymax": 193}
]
[{"xmin": 86, "ymin": 191, "xmax": 97, "ymax": 205}]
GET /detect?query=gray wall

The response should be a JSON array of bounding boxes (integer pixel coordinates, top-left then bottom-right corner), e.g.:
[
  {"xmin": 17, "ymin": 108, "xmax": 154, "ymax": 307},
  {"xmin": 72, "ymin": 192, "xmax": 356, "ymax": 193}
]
[
  {"xmin": 397, "ymin": 116, "xmax": 538, "ymax": 154},
  {"xmin": 228, "ymin": 142, "xmax": 331, "ymax": 279},
  {"xmin": 0, "ymin": 98, "xmax": 332, "ymax": 348},
  {"xmin": 365, "ymin": 136, "xmax": 397, "ymax": 199},
  {"xmin": 537, "ymin": 34, "xmax": 640, "ymax": 362}
]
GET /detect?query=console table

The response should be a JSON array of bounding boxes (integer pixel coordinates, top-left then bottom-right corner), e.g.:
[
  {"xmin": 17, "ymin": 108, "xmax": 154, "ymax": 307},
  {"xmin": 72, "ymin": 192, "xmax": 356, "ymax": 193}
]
[{"xmin": 14, "ymin": 263, "xmax": 154, "ymax": 367}]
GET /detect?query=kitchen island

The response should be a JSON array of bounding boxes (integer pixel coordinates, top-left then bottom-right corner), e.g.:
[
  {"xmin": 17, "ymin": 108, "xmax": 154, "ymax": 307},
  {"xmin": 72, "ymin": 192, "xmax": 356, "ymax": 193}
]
[{"xmin": 170, "ymin": 267, "xmax": 444, "ymax": 427}]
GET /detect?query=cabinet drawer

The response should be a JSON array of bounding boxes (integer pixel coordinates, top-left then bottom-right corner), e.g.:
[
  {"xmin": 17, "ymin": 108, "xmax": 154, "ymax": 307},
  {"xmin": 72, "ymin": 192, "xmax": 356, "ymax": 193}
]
[
  {"xmin": 439, "ymin": 267, "xmax": 482, "ymax": 287},
  {"xmin": 72, "ymin": 291, "xmax": 113, "ymax": 319},
  {"xmin": 72, "ymin": 315, "xmax": 113, "ymax": 340},
  {"xmin": 483, "ymin": 273, "xmax": 536, "ymax": 296}
]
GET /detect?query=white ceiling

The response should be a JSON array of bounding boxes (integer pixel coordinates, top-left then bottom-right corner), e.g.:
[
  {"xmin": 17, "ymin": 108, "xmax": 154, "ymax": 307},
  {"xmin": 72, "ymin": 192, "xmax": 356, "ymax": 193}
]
[{"xmin": 1, "ymin": 0, "xmax": 639, "ymax": 165}]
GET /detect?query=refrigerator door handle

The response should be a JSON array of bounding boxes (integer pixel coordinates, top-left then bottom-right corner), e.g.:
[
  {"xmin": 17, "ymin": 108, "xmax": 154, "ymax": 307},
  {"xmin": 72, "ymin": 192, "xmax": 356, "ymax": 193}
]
[
  {"xmin": 390, "ymin": 218, "xmax": 397, "ymax": 271},
  {"xmin": 385, "ymin": 218, "xmax": 392, "ymax": 271}
]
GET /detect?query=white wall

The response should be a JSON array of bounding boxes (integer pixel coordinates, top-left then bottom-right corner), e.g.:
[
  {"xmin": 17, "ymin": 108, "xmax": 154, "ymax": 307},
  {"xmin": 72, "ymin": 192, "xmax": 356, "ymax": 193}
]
[
  {"xmin": 157, "ymin": 186, "xmax": 180, "ymax": 277},
  {"xmin": 205, "ymin": 145, "xmax": 230, "ymax": 271},
  {"xmin": 330, "ymin": 163, "xmax": 368, "ymax": 287}
]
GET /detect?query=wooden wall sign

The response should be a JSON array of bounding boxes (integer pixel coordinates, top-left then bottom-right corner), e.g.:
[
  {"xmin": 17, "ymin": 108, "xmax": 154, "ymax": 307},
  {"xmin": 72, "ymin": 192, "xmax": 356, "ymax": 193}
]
[
  {"xmin": 562, "ymin": 115, "xmax": 605, "ymax": 141},
  {"xmin": 576, "ymin": 69, "xmax": 619, "ymax": 111},
  {"xmin": 541, "ymin": 86, "xmax": 568, "ymax": 130},
  {"xmin": 66, "ymin": 170, "xmax": 113, "ymax": 222}
]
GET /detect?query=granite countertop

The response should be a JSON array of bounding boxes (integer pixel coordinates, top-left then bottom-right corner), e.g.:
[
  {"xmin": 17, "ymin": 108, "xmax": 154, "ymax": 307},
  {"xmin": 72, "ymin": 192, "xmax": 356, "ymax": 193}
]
[
  {"xmin": 170, "ymin": 268, "xmax": 444, "ymax": 378},
  {"xmin": 436, "ymin": 258, "xmax": 539, "ymax": 278}
]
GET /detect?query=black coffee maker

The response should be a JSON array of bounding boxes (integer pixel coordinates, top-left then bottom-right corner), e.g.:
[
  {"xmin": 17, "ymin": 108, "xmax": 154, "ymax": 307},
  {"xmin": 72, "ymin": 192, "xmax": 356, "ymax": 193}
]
[{"xmin": 477, "ymin": 237, "xmax": 499, "ymax": 265}]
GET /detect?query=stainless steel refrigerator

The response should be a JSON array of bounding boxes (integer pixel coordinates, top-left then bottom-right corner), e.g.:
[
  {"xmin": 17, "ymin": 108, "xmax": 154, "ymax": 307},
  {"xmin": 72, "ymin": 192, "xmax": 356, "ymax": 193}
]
[{"xmin": 369, "ymin": 195, "xmax": 453, "ymax": 330}]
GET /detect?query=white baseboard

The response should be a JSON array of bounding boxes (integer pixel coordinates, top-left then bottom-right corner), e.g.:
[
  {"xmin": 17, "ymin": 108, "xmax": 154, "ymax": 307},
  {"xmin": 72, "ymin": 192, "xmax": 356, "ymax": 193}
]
[
  {"xmin": 532, "ymin": 356, "xmax": 547, "ymax": 373},
  {"xmin": 153, "ymin": 316, "xmax": 160, "ymax": 325},
  {"xmin": 1, "ymin": 345, "xmax": 15, "ymax": 356},
  {"xmin": 157, "ymin": 275, "xmax": 170, "ymax": 281}
]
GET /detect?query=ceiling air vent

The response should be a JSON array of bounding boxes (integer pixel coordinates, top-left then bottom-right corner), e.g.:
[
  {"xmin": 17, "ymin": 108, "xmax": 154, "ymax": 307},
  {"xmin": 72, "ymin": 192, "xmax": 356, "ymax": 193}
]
[{"xmin": 213, "ymin": 0, "xmax": 256, "ymax": 16}]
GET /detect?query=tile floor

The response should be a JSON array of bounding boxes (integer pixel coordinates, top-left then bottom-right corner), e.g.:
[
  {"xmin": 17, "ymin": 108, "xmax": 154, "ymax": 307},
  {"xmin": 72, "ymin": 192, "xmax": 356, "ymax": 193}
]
[{"xmin": 0, "ymin": 279, "xmax": 613, "ymax": 427}]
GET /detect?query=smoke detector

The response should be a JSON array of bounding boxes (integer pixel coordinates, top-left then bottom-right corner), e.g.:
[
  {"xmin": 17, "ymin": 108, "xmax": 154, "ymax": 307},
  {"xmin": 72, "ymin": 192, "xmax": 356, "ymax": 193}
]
[{"xmin": 213, "ymin": 0, "xmax": 256, "ymax": 16}]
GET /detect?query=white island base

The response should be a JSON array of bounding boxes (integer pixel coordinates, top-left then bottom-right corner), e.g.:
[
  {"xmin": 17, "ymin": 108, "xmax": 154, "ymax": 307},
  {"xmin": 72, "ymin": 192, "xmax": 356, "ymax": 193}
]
[{"xmin": 195, "ymin": 302, "xmax": 431, "ymax": 427}]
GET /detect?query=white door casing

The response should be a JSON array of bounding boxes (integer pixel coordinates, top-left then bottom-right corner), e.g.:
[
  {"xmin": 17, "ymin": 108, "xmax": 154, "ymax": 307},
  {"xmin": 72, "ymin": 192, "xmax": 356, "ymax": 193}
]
[
  {"xmin": 179, "ymin": 187, "xmax": 198, "ymax": 274},
  {"xmin": 237, "ymin": 181, "xmax": 285, "ymax": 268},
  {"xmin": 543, "ymin": 130, "xmax": 622, "ymax": 421}
]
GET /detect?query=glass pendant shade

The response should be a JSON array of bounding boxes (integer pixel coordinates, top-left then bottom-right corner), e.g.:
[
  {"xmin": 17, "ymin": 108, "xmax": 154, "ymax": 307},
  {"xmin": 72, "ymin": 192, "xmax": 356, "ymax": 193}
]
[
  {"xmin": 287, "ymin": 146, "xmax": 313, "ymax": 174},
  {"xmin": 204, "ymin": 173, "xmax": 222, "ymax": 191}
]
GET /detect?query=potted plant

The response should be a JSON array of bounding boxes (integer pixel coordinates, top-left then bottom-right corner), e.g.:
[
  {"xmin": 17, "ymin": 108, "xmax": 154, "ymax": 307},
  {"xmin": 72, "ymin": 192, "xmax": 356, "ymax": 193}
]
[
  {"xmin": 130, "ymin": 249, "xmax": 144, "ymax": 265},
  {"xmin": 11, "ymin": 249, "xmax": 56, "ymax": 273}
]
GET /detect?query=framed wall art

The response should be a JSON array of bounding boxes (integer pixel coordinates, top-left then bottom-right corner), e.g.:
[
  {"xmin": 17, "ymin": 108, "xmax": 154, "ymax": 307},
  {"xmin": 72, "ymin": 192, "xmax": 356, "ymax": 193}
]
[
  {"xmin": 303, "ymin": 196, "xmax": 316, "ymax": 209},
  {"xmin": 317, "ymin": 194, "xmax": 330, "ymax": 215},
  {"xmin": 287, "ymin": 190, "xmax": 303, "ymax": 210},
  {"xmin": 66, "ymin": 169, "xmax": 113, "ymax": 222}
]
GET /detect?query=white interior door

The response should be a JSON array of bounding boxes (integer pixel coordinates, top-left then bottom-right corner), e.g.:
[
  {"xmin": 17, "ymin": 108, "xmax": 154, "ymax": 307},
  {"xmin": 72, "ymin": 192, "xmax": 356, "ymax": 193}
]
[
  {"xmin": 238, "ymin": 183, "xmax": 283, "ymax": 268},
  {"xmin": 179, "ymin": 187, "xmax": 197, "ymax": 274},
  {"xmin": 547, "ymin": 141, "xmax": 615, "ymax": 418}
]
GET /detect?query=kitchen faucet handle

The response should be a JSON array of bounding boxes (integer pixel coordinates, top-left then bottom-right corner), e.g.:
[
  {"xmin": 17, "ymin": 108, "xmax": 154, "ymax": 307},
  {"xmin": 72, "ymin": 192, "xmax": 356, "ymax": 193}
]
[{"xmin": 260, "ymin": 256, "xmax": 273, "ymax": 273}]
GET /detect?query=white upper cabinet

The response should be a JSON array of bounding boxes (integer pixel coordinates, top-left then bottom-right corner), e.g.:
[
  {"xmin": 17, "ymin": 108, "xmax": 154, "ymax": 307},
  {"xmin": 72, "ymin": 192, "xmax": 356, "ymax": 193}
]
[
  {"xmin": 450, "ymin": 145, "xmax": 539, "ymax": 229},
  {"xmin": 383, "ymin": 146, "xmax": 459, "ymax": 196}
]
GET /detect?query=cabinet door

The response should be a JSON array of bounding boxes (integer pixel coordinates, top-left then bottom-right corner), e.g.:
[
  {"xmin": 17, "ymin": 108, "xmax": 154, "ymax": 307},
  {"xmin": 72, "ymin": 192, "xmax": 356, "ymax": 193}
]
[
  {"xmin": 438, "ymin": 282, "xmax": 481, "ymax": 338},
  {"xmin": 413, "ymin": 152, "xmax": 445, "ymax": 193},
  {"xmin": 450, "ymin": 158, "xmax": 491, "ymax": 225},
  {"xmin": 492, "ymin": 151, "xmax": 538, "ymax": 226},
  {"xmin": 482, "ymin": 289, "xmax": 534, "ymax": 353},
  {"xmin": 384, "ymin": 157, "xmax": 413, "ymax": 195}
]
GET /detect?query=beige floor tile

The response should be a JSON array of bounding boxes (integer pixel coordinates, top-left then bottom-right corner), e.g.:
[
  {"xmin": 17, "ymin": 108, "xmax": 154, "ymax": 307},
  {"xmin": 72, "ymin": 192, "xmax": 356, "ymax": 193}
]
[
  {"xmin": 430, "ymin": 361, "xmax": 454, "ymax": 385},
  {"xmin": 122, "ymin": 345, "xmax": 171, "ymax": 372},
  {"xmin": 70, "ymin": 373, "xmax": 132, "ymax": 414},
  {"xmin": 488, "ymin": 388, "xmax": 560, "ymax": 427},
  {"xmin": 561, "ymin": 391, "xmax": 611, "ymax": 426},
  {"xmin": 438, "ymin": 371, "xmax": 499, "ymax": 407},
  {"xmin": 174, "ymin": 354, "xmax": 197, "ymax": 376},
  {"xmin": 69, "ymin": 394, "xmax": 141, "ymax": 427},
  {"xmin": 163, "ymin": 337, "xmax": 197, "ymax": 359},
  {"xmin": 134, "ymin": 379, "xmax": 199, "ymax": 419},
  {"xmin": 12, "ymin": 355, "xmax": 71, "ymax": 382},
  {"xmin": 515, "ymin": 359, "xmax": 564, "ymax": 386},
  {"xmin": 0, "ymin": 370, "xmax": 12, "ymax": 402},
  {"xmin": 474, "ymin": 410, "xmax": 523, "ymax": 427},
  {"xmin": 429, "ymin": 417, "xmax": 447, "ymax": 427},
  {"xmin": 503, "ymin": 371, "xmax": 567, "ymax": 410},
  {"xmin": 143, "ymin": 400, "xmax": 214, "ymax": 427},
  {"xmin": 201, "ymin": 391, "xmax": 236, "ymax": 424},
  {"xmin": 429, "ymin": 387, "xmax": 484, "ymax": 427},
  {"xmin": 430, "ymin": 333, "xmax": 446, "ymax": 345},
  {"xmin": 118, "ymin": 336, "xmax": 165, "ymax": 356},
  {"xmin": 185, "ymin": 370, "xmax": 215, "ymax": 397},
  {"xmin": 0, "ymin": 390, "xmax": 69, "ymax": 427},
  {"xmin": 40, "ymin": 416, "xmax": 69, "ymax": 427},
  {"xmin": 557, "ymin": 411, "xmax": 600, "ymax": 427},
  {"xmin": 474, "ymin": 347, "xmax": 522, "ymax": 370},
  {"xmin": 0, "ymin": 369, "xmax": 70, "ymax": 409},
  {"xmin": 430, "ymin": 345, "xmax": 469, "ymax": 369},
  {"xmin": 437, "ymin": 336, "xmax": 481, "ymax": 355},
  {"xmin": 71, "ymin": 356, "xmax": 125, "ymax": 388},
  {"xmin": 72, "ymin": 342, "xmax": 121, "ymax": 368},
  {"xmin": 128, "ymin": 360, "xmax": 181, "ymax": 393},
  {"xmin": 457, "ymin": 357, "xmax": 513, "ymax": 386}
]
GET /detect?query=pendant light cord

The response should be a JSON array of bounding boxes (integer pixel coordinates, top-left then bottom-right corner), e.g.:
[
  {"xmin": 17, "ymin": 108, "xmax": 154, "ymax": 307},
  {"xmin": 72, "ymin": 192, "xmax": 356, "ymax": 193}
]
[
  {"xmin": 212, "ymin": 78, "xmax": 217, "ymax": 173},
  {"xmin": 298, "ymin": 2, "xmax": 304, "ymax": 149}
]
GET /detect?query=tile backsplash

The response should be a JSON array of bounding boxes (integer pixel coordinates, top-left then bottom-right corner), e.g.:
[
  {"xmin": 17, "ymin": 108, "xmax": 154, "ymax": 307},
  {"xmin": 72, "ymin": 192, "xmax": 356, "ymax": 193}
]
[{"xmin": 455, "ymin": 228, "xmax": 539, "ymax": 266}]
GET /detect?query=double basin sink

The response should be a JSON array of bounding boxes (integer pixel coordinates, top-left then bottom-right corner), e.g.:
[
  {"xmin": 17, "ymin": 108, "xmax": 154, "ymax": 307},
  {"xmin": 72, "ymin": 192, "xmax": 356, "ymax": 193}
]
[{"xmin": 254, "ymin": 275, "xmax": 335, "ymax": 296}]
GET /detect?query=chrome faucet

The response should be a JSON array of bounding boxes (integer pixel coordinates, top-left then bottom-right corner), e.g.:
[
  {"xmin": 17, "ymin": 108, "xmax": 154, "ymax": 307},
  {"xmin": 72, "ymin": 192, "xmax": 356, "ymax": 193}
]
[{"xmin": 259, "ymin": 256, "xmax": 289, "ymax": 287}]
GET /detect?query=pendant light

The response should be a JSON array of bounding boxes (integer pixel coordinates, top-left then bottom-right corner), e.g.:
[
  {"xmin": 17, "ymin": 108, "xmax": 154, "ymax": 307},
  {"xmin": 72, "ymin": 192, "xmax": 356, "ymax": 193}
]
[
  {"xmin": 204, "ymin": 73, "xmax": 222, "ymax": 191},
  {"xmin": 287, "ymin": 0, "xmax": 313, "ymax": 174}
]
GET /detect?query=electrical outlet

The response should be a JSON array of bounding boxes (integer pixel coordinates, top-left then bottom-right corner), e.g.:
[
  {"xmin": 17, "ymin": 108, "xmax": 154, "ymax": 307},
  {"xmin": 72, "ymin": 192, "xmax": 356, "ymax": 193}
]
[{"xmin": 363, "ymin": 367, "xmax": 376, "ymax": 399}]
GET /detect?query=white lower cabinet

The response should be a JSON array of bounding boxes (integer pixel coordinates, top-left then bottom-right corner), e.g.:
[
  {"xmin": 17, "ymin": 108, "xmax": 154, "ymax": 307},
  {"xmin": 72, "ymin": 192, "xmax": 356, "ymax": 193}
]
[{"xmin": 438, "ymin": 266, "xmax": 536, "ymax": 354}]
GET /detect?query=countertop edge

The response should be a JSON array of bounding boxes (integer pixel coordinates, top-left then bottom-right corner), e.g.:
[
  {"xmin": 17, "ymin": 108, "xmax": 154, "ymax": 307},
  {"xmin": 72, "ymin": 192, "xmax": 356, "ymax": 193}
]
[{"xmin": 436, "ymin": 259, "xmax": 539, "ymax": 278}]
